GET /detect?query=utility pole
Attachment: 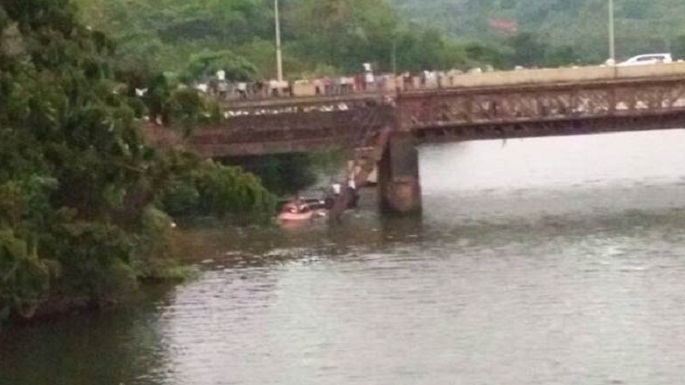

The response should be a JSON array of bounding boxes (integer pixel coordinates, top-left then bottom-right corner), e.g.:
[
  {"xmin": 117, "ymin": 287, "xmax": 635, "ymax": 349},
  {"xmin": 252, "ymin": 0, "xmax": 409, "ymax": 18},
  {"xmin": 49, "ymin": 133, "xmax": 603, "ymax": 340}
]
[
  {"xmin": 275, "ymin": 0, "xmax": 283, "ymax": 82},
  {"xmin": 392, "ymin": 41, "xmax": 397, "ymax": 75},
  {"xmin": 608, "ymin": 0, "xmax": 615, "ymax": 63}
]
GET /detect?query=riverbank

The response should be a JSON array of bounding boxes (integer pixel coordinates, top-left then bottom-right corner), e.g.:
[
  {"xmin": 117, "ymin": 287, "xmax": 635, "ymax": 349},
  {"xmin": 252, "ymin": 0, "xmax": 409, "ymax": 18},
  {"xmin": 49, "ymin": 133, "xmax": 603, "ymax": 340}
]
[{"xmin": 1, "ymin": 182, "xmax": 377, "ymax": 329}]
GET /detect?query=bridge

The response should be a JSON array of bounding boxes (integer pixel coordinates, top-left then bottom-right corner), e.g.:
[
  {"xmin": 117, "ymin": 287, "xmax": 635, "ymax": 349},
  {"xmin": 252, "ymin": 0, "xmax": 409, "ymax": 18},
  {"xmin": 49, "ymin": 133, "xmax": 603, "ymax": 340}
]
[{"xmin": 144, "ymin": 63, "xmax": 685, "ymax": 215}]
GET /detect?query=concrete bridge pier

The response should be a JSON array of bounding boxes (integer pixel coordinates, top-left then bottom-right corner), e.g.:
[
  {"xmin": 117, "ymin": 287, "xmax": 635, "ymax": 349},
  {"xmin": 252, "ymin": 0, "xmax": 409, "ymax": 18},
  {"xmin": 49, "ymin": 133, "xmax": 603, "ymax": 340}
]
[{"xmin": 378, "ymin": 132, "xmax": 422, "ymax": 214}]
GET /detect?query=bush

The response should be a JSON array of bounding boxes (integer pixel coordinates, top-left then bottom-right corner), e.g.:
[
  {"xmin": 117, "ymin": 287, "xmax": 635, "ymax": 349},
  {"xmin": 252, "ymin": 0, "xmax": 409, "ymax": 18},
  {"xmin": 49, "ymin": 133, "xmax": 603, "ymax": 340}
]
[
  {"xmin": 0, "ymin": 229, "xmax": 60, "ymax": 320},
  {"xmin": 161, "ymin": 160, "xmax": 276, "ymax": 219}
]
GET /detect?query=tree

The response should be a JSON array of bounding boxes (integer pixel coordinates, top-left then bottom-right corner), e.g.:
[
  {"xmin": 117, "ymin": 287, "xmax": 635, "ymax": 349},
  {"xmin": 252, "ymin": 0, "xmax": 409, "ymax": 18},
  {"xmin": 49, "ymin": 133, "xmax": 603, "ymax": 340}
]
[
  {"xmin": 287, "ymin": 0, "xmax": 400, "ymax": 72},
  {"xmin": 506, "ymin": 32, "xmax": 546, "ymax": 67},
  {"xmin": 186, "ymin": 49, "xmax": 259, "ymax": 81},
  {"xmin": 0, "ymin": 0, "xmax": 275, "ymax": 322},
  {"xmin": 671, "ymin": 34, "xmax": 685, "ymax": 60}
]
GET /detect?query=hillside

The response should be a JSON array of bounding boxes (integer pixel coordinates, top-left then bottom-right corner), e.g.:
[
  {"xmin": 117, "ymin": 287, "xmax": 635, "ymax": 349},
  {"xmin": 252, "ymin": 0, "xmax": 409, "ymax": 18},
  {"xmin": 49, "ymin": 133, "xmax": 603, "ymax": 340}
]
[
  {"xmin": 388, "ymin": 0, "xmax": 685, "ymax": 62},
  {"xmin": 71, "ymin": 0, "xmax": 483, "ymax": 78},
  {"xmin": 70, "ymin": 0, "xmax": 685, "ymax": 77}
]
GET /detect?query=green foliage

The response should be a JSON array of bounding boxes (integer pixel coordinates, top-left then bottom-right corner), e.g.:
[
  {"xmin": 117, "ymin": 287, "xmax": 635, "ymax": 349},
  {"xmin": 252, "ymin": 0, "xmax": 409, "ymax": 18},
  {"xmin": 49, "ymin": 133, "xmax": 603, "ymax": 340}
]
[
  {"xmin": 133, "ymin": 206, "xmax": 191, "ymax": 280},
  {"xmin": 70, "ymin": 0, "xmax": 685, "ymax": 76},
  {"xmin": 463, "ymin": 44, "xmax": 506, "ymax": 69},
  {"xmin": 225, "ymin": 154, "xmax": 318, "ymax": 197},
  {"xmin": 0, "ymin": 0, "xmax": 277, "ymax": 323},
  {"xmin": 0, "ymin": 229, "xmax": 60, "ymax": 320},
  {"xmin": 389, "ymin": 0, "xmax": 685, "ymax": 63},
  {"xmin": 186, "ymin": 49, "xmax": 258, "ymax": 81},
  {"xmin": 287, "ymin": 0, "xmax": 398, "ymax": 72},
  {"xmin": 167, "ymin": 88, "xmax": 217, "ymax": 135},
  {"xmin": 71, "ymin": 0, "xmax": 274, "ymax": 75},
  {"xmin": 141, "ymin": 73, "xmax": 220, "ymax": 132},
  {"xmin": 48, "ymin": 218, "xmax": 138, "ymax": 300},
  {"xmin": 160, "ymin": 183, "xmax": 200, "ymax": 218},
  {"xmin": 506, "ymin": 33, "xmax": 546, "ymax": 67},
  {"xmin": 72, "ymin": 0, "xmax": 487, "ymax": 78},
  {"xmin": 197, "ymin": 162, "xmax": 275, "ymax": 216},
  {"xmin": 308, "ymin": 150, "xmax": 346, "ymax": 180},
  {"xmin": 0, "ymin": 177, "xmax": 61, "ymax": 319},
  {"xmin": 671, "ymin": 34, "xmax": 685, "ymax": 60},
  {"xmin": 161, "ymin": 160, "xmax": 276, "ymax": 218}
]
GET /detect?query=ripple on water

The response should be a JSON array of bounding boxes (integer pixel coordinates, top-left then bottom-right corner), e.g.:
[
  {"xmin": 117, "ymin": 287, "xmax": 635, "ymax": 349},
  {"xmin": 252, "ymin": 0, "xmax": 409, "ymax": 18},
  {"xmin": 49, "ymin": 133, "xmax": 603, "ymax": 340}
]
[{"xmin": 6, "ymin": 131, "xmax": 685, "ymax": 384}]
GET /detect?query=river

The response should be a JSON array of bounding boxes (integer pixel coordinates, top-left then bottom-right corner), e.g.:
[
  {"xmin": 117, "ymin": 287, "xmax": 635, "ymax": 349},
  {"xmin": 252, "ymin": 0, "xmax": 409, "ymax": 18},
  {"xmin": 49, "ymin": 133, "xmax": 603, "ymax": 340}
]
[{"xmin": 3, "ymin": 129, "xmax": 685, "ymax": 385}]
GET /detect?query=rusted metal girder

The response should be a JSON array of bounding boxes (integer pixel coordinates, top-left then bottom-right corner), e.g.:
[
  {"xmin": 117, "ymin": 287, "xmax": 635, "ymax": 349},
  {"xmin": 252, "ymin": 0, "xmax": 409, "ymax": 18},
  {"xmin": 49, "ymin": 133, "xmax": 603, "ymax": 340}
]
[
  {"xmin": 147, "ymin": 76, "xmax": 685, "ymax": 157},
  {"xmin": 221, "ymin": 94, "xmax": 388, "ymax": 117},
  {"xmin": 220, "ymin": 92, "xmax": 388, "ymax": 111},
  {"xmin": 189, "ymin": 99, "xmax": 394, "ymax": 157},
  {"xmin": 398, "ymin": 77, "xmax": 685, "ymax": 141}
]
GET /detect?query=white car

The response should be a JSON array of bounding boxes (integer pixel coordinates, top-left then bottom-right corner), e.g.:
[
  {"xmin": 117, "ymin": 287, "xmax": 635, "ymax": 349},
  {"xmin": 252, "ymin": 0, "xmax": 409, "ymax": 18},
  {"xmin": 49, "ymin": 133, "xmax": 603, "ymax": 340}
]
[{"xmin": 617, "ymin": 53, "xmax": 673, "ymax": 66}]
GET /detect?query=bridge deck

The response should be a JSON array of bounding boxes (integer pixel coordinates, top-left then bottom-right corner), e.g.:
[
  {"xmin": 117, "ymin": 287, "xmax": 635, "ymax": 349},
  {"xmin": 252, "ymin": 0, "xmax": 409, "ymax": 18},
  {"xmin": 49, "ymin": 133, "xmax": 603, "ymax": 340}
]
[{"xmin": 145, "ymin": 65, "xmax": 685, "ymax": 157}]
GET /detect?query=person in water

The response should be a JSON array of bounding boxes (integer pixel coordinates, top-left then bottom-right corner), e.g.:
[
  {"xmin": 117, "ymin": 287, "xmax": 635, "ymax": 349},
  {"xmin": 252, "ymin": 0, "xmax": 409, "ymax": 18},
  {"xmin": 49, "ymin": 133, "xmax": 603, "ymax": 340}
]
[
  {"xmin": 347, "ymin": 177, "xmax": 360, "ymax": 208},
  {"xmin": 282, "ymin": 201, "xmax": 298, "ymax": 213},
  {"xmin": 331, "ymin": 182, "xmax": 341, "ymax": 196},
  {"xmin": 282, "ymin": 195, "xmax": 307, "ymax": 213}
]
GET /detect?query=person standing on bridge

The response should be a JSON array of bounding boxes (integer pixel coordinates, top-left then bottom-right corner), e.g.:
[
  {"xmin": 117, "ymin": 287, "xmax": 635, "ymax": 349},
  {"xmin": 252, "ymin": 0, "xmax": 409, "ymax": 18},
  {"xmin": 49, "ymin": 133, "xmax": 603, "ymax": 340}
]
[
  {"xmin": 363, "ymin": 63, "xmax": 374, "ymax": 91},
  {"xmin": 237, "ymin": 81, "xmax": 247, "ymax": 99}
]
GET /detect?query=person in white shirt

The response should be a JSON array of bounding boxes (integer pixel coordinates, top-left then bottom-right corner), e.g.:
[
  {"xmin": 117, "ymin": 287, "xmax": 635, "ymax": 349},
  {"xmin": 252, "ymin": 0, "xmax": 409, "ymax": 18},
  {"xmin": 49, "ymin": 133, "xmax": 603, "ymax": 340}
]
[
  {"xmin": 347, "ymin": 178, "xmax": 356, "ymax": 190},
  {"xmin": 347, "ymin": 177, "xmax": 359, "ymax": 208},
  {"xmin": 237, "ymin": 82, "xmax": 247, "ymax": 99}
]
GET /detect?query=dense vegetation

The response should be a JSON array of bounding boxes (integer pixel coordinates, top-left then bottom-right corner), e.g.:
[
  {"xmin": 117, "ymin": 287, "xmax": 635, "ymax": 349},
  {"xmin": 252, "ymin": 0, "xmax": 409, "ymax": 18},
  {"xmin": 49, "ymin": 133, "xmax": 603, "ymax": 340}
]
[
  {"xmin": 0, "ymin": 0, "xmax": 275, "ymax": 324},
  {"xmin": 390, "ymin": 0, "xmax": 685, "ymax": 63},
  {"xmin": 72, "ymin": 0, "xmax": 640, "ymax": 80},
  {"xmin": 71, "ymin": 0, "xmax": 506, "ymax": 80}
]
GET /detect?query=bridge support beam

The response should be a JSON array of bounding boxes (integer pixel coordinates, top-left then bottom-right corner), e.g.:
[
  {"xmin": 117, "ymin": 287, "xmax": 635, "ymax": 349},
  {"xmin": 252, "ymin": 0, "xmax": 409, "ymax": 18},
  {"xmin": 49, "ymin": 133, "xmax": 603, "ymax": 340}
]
[{"xmin": 378, "ymin": 132, "xmax": 422, "ymax": 215}]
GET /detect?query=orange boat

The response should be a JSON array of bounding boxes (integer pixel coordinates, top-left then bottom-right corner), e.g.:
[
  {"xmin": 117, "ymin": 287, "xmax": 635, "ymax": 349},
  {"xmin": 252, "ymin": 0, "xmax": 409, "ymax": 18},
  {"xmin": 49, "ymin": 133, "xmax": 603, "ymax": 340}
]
[
  {"xmin": 276, "ymin": 210, "xmax": 314, "ymax": 222},
  {"xmin": 276, "ymin": 200, "xmax": 326, "ymax": 223}
]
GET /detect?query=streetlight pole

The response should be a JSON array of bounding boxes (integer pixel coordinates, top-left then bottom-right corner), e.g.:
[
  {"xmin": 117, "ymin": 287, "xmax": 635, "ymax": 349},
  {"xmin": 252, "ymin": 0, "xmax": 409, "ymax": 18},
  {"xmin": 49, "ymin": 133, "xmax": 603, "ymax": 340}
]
[
  {"xmin": 392, "ymin": 40, "xmax": 397, "ymax": 75},
  {"xmin": 275, "ymin": 0, "xmax": 283, "ymax": 82},
  {"xmin": 608, "ymin": 0, "xmax": 615, "ymax": 63}
]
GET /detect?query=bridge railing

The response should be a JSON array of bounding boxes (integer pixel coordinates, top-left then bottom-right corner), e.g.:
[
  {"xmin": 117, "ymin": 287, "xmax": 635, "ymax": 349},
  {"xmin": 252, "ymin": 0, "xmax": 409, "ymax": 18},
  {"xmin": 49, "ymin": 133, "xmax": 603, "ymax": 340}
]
[
  {"xmin": 213, "ymin": 63, "xmax": 685, "ymax": 107},
  {"xmin": 444, "ymin": 62, "xmax": 685, "ymax": 89}
]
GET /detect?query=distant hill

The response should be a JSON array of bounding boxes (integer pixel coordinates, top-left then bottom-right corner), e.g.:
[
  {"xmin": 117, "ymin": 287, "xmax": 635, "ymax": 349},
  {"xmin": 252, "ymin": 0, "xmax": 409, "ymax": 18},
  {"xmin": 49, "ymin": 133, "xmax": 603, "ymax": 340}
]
[
  {"xmin": 71, "ymin": 0, "xmax": 685, "ymax": 74},
  {"xmin": 388, "ymin": 0, "xmax": 685, "ymax": 62}
]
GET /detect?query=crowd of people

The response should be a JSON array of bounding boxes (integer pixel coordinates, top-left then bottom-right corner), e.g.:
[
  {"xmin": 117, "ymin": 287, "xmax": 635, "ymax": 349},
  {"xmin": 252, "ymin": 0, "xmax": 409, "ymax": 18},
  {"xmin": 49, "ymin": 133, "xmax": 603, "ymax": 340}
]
[{"xmin": 196, "ymin": 66, "xmax": 492, "ymax": 101}]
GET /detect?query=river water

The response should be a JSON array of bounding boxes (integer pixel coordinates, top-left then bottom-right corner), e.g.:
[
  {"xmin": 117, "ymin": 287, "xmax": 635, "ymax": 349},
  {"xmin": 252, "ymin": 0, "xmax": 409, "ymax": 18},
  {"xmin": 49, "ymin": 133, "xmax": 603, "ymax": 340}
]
[{"xmin": 3, "ymin": 130, "xmax": 685, "ymax": 385}]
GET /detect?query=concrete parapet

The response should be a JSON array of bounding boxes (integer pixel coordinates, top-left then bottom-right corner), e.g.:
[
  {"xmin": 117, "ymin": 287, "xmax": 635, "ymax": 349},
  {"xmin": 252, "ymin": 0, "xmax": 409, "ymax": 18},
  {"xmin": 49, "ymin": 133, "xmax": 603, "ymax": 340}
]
[
  {"xmin": 293, "ymin": 82, "xmax": 317, "ymax": 97},
  {"xmin": 448, "ymin": 62, "xmax": 685, "ymax": 89}
]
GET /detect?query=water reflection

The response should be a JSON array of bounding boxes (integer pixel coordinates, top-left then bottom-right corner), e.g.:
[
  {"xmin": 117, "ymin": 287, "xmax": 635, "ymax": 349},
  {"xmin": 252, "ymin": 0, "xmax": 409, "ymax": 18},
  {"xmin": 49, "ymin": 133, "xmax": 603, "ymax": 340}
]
[
  {"xmin": 0, "ymin": 287, "xmax": 172, "ymax": 385},
  {"xmin": 4, "ymin": 130, "xmax": 685, "ymax": 385}
]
